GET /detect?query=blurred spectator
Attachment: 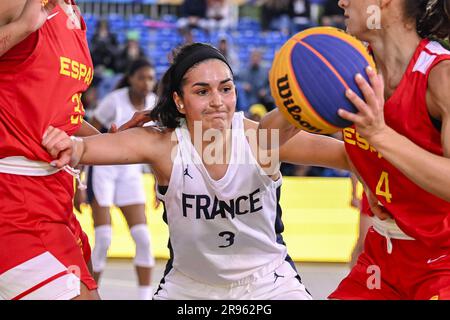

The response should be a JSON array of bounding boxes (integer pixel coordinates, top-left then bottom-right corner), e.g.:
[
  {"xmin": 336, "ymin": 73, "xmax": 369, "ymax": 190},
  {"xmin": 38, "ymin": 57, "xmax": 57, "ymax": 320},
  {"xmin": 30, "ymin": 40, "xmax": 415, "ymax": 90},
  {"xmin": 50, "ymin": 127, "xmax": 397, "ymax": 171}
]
[
  {"xmin": 321, "ymin": 167, "xmax": 351, "ymax": 177},
  {"xmin": 259, "ymin": 0, "xmax": 291, "ymax": 35},
  {"xmin": 90, "ymin": 20, "xmax": 118, "ymax": 71},
  {"xmin": 307, "ymin": 166, "xmax": 326, "ymax": 176},
  {"xmin": 280, "ymin": 163, "xmax": 313, "ymax": 176},
  {"xmin": 217, "ymin": 34, "xmax": 240, "ymax": 77},
  {"xmin": 81, "ymin": 84, "xmax": 99, "ymax": 122},
  {"xmin": 87, "ymin": 59, "xmax": 158, "ymax": 300},
  {"xmin": 205, "ymin": 0, "xmax": 238, "ymax": 32},
  {"xmin": 181, "ymin": 29, "xmax": 194, "ymax": 45},
  {"xmin": 114, "ymin": 31, "xmax": 147, "ymax": 73},
  {"xmin": 240, "ymin": 49, "xmax": 272, "ymax": 110},
  {"xmin": 280, "ymin": 163, "xmax": 326, "ymax": 176},
  {"xmin": 294, "ymin": 165, "xmax": 313, "ymax": 176},
  {"xmin": 320, "ymin": 0, "xmax": 345, "ymax": 29},
  {"xmin": 177, "ymin": 0, "xmax": 208, "ymax": 32},
  {"xmin": 247, "ymin": 103, "xmax": 268, "ymax": 122},
  {"xmin": 289, "ymin": 0, "xmax": 312, "ymax": 33}
]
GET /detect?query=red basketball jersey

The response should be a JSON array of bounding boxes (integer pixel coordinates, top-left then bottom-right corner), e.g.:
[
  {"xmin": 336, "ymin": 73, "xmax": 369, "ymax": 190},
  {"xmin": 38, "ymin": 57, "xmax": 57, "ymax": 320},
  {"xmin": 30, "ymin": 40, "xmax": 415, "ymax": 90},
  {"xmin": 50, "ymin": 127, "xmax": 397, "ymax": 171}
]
[
  {"xmin": 344, "ymin": 39, "xmax": 450, "ymax": 248},
  {"xmin": 0, "ymin": 4, "xmax": 93, "ymax": 163}
]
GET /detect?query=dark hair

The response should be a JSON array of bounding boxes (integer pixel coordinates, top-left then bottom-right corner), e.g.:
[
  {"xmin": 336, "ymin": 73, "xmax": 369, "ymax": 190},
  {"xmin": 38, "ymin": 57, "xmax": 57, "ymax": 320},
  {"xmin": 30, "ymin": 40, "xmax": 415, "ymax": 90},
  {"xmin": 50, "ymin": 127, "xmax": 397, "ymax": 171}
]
[
  {"xmin": 150, "ymin": 43, "xmax": 232, "ymax": 129},
  {"xmin": 404, "ymin": 0, "xmax": 450, "ymax": 40},
  {"xmin": 115, "ymin": 59, "xmax": 154, "ymax": 90}
]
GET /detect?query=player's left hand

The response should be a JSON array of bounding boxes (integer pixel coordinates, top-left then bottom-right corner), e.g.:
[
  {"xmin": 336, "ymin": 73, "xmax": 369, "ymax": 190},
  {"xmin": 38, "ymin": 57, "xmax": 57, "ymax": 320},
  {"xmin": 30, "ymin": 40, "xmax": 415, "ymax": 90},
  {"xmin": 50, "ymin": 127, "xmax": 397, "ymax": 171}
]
[{"xmin": 338, "ymin": 66, "xmax": 388, "ymax": 144}]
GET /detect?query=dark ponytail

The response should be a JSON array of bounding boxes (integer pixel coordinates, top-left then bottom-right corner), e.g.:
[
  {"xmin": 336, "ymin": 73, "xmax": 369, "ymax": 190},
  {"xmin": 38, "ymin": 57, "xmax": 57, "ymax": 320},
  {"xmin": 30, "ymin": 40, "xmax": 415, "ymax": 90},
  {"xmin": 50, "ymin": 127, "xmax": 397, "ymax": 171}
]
[
  {"xmin": 115, "ymin": 58, "xmax": 154, "ymax": 90},
  {"xmin": 149, "ymin": 63, "xmax": 184, "ymax": 128},
  {"xmin": 405, "ymin": 0, "xmax": 450, "ymax": 40},
  {"xmin": 150, "ymin": 43, "xmax": 232, "ymax": 129}
]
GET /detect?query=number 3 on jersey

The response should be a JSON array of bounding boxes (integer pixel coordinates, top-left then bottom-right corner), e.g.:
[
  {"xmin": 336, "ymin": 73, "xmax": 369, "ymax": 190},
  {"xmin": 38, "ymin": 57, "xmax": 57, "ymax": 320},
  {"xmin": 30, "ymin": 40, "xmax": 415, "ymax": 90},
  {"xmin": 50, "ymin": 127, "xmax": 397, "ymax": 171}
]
[
  {"xmin": 70, "ymin": 93, "xmax": 84, "ymax": 125},
  {"xmin": 376, "ymin": 171, "xmax": 392, "ymax": 203},
  {"xmin": 218, "ymin": 231, "xmax": 235, "ymax": 248}
]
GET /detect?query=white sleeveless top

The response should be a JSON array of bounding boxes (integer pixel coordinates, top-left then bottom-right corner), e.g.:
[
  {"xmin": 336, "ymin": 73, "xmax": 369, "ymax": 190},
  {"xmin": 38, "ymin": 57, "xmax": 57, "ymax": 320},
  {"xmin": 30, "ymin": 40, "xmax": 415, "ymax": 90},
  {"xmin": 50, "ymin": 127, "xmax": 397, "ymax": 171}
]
[
  {"xmin": 94, "ymin": 87, "xmax": 157, "ymax": 128},
  {"xmin": 157, "ymin": 112, "xmax": 288, "ymax": 285}
]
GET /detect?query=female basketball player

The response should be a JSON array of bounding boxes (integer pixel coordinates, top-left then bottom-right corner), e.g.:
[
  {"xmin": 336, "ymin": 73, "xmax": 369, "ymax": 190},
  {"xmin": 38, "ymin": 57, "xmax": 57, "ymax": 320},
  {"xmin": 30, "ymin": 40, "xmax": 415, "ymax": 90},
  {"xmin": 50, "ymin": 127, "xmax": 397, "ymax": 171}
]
[
  {"xmin": 0, "ymin": 0, "xmax": 99, "ymax": 300},
  {"xmin": 261, "ymin": 0, "xmax": 450, "ymax": 299},
  {"xmin": 42, "ymin": 42, "xmax": 351, "ymax": 299},
  {"xmin": 330, "ymin": 0, "xmax": 450, "ymax": 299},
  {"xmin": 87, "ymin": 59, "xmax": 157, "ymax": 300}
]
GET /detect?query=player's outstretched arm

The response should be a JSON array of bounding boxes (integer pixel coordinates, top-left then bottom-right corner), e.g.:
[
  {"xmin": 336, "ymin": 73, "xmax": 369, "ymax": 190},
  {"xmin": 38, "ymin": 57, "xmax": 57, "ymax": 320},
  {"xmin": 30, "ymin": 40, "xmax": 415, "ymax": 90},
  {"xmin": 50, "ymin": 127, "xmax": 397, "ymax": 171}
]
[
  {"xmin": 340, "ymin": 63, "xmax": 450, "ymax": 202},
  {"xmin": 279, "ymin": 130, "xmax": 350, "ymax": 171},
  {"xmin": 42, "ymin": 125, "xmax": 165, "ymax": 168},
  {"xmin": 257, "ymin": 108, "xmax": 302, "ymax": 149},
  {"xmin": 0, "ymin": 0, "xmax": 58, "ymax": 58}
]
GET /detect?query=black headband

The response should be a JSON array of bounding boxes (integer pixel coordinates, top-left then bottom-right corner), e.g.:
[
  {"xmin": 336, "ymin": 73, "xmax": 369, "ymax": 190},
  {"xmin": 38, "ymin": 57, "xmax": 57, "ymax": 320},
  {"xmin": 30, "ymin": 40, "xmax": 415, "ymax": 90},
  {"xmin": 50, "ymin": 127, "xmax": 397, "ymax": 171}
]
[{"xmin": 172, "ymin": 46, "xmax": 233, "ymax": 91}]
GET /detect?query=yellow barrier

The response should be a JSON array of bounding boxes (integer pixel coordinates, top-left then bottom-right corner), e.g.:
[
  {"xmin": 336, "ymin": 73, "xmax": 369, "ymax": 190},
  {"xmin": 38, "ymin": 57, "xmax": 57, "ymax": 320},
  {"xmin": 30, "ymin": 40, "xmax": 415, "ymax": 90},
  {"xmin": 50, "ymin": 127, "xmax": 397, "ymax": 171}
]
[{"xmin": 75, "ymin": 175, "xmax": 361, "ymax": 263}]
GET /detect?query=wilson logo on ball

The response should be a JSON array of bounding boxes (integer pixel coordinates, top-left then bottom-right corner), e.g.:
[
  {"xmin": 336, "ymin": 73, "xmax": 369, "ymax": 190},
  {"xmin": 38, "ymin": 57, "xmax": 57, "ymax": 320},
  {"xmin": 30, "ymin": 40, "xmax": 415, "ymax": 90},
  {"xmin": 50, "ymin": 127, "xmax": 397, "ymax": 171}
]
[
  {"xmin": 276, "ymin": 74, "xmax": 322, "ymax": 133},
  {"xmin": 269, "ymin": 27, "xmax": 376, "ymax": 134}
]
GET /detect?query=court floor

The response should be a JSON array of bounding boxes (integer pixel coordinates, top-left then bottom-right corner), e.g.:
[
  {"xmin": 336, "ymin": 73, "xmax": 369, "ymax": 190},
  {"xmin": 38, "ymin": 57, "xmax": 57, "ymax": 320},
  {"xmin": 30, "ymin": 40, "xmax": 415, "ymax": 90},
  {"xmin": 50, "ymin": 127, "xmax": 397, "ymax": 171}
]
[{"xmin": 97, "ymin": 258, "xmax": 351, "ymax": 300}]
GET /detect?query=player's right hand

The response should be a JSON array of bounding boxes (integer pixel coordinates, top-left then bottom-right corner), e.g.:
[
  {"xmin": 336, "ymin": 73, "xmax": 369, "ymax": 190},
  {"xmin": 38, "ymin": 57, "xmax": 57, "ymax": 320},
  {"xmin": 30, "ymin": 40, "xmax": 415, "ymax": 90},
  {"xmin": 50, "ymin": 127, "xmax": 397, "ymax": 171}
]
[
  {"xmin": 116, "ymin": 110, "xmax": 154, "ymax": 132},
  {"xmin": 42, "ymin": 125, "xmax": 74, "ymax": 168},
  {"xmin": 16, "ymin": 0, "xmax": 58, "ymax": 34},
  {"xmin": 108, "ymin": 111, "xmax": 153, "ymax": 133}
]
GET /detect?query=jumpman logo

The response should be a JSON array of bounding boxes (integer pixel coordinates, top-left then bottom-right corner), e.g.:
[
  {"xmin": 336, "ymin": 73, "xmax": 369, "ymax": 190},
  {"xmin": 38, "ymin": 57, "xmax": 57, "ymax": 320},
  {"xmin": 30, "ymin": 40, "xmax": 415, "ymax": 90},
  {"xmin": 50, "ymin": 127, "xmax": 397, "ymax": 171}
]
[
  {"xmin": 184, "ymin": 166, "xmax": 193, "ymax": 179},
  {"xmin": 273, "ymin": 271, "xmax": 285, "ymax": 284}
]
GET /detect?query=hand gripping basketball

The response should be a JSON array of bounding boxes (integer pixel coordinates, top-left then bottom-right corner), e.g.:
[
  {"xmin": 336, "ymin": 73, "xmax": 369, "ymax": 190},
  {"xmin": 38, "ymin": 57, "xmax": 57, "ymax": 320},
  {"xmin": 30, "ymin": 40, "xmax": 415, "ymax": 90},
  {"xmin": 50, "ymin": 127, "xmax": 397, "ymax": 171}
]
[{"xmin": 269, "ymin": 27, "xmax": 376, "ymax": 134}]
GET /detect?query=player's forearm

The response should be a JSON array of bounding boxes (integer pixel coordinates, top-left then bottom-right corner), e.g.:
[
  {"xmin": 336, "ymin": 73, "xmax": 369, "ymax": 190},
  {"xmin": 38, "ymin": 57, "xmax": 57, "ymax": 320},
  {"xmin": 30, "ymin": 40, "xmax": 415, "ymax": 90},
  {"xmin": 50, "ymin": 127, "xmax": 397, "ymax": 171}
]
[
  {"xmin": 370, "ymin": 127, "xmax": 450, "ymax": 202},
  {"xmin": 80, "ymin": 129, "xmax": 149, "ymax": 166},
  {"xmin": 280, "ymin": 131, "xmax": 350, "ymax": 170},
  {"xmin": 308, "ymin": 135, "xmax": 349, "ymax": 171},
  {"xmin": 258, "ymin": 109, "xmax": 301, "ymax": 149},
  {"xmin": 0, "ymin": 20, "xmax": 31, "ymax": 58}
]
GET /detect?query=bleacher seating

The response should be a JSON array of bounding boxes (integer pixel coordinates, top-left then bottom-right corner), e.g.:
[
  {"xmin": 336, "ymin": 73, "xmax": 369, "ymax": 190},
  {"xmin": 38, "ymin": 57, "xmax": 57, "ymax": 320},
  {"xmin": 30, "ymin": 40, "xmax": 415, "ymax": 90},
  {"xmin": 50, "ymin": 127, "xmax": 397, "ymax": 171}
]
[{"xmin": 84, "ymin": 11, "xmax": 288, "ymax": 82}]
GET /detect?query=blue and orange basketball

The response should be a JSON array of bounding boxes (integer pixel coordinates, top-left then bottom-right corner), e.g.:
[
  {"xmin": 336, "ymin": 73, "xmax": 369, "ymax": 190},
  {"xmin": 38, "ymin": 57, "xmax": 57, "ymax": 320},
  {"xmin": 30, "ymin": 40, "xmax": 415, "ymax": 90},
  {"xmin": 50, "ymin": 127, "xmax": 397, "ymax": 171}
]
[{"xmin": 269, "ymin": 27, "xmax": 376, "ymax": 134}]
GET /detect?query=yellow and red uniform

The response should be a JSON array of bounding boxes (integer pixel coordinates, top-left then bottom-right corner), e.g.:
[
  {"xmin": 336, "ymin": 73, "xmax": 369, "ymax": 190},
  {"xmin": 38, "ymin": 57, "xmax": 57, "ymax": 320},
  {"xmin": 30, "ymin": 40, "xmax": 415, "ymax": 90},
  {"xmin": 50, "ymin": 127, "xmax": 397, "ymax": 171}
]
[
  {"xmin": 0, "ymin": 3, "xmax": 96, "ymax": 300},
  {"xmin": 330, "ymin": 39, "xmax": 450, "ymax": 299}
]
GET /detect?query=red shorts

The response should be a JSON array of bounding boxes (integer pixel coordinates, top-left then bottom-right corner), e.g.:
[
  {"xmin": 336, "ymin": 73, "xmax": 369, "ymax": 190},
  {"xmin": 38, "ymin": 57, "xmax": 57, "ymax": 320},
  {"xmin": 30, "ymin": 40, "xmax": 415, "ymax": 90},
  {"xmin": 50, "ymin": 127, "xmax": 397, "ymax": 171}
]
[
  {"xmin": 329, "ymin": 227, "xmax": 450, "ymax": 300},
  {"xmin": 0, "ymin": 172, "xmax": 97, "ymax": 300}
]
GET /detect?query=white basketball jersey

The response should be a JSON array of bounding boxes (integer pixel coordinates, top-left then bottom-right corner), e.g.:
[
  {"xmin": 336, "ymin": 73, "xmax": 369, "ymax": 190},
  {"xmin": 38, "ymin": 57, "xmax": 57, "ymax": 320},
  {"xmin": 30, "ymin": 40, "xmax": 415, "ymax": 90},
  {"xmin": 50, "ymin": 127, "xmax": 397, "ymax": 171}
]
[
  {"xmin": 94, "ymin": 87, "xmax": 157, "ymax": 128},
  {"xmin": 157, "ymin": 112, "xmax": 288, "ymax": 285}
]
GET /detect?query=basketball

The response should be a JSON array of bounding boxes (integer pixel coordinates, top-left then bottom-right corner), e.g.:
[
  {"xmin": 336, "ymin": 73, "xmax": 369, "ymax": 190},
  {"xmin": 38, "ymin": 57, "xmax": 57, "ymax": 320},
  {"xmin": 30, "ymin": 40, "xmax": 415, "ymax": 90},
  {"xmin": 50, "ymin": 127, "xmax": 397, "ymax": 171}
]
[{"xmin": 269, "ymin": 27, "xmax": 376, "ymax": 134}]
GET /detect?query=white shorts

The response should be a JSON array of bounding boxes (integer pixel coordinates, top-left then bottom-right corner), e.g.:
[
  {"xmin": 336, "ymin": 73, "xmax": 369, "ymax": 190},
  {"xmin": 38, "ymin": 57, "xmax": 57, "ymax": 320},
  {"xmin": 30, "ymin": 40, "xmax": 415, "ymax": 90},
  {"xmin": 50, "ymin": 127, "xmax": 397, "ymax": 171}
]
[
  {"xmin": 154, "ymin": 260, "xmax": 312, "ymax": 300},
  {"xmin": 90, "ymin": 164, "xmax": 146, "ymax": 207},
  {"xmin": 0, "ymin": 252, "xmax": 80, "ymax": 300}
]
